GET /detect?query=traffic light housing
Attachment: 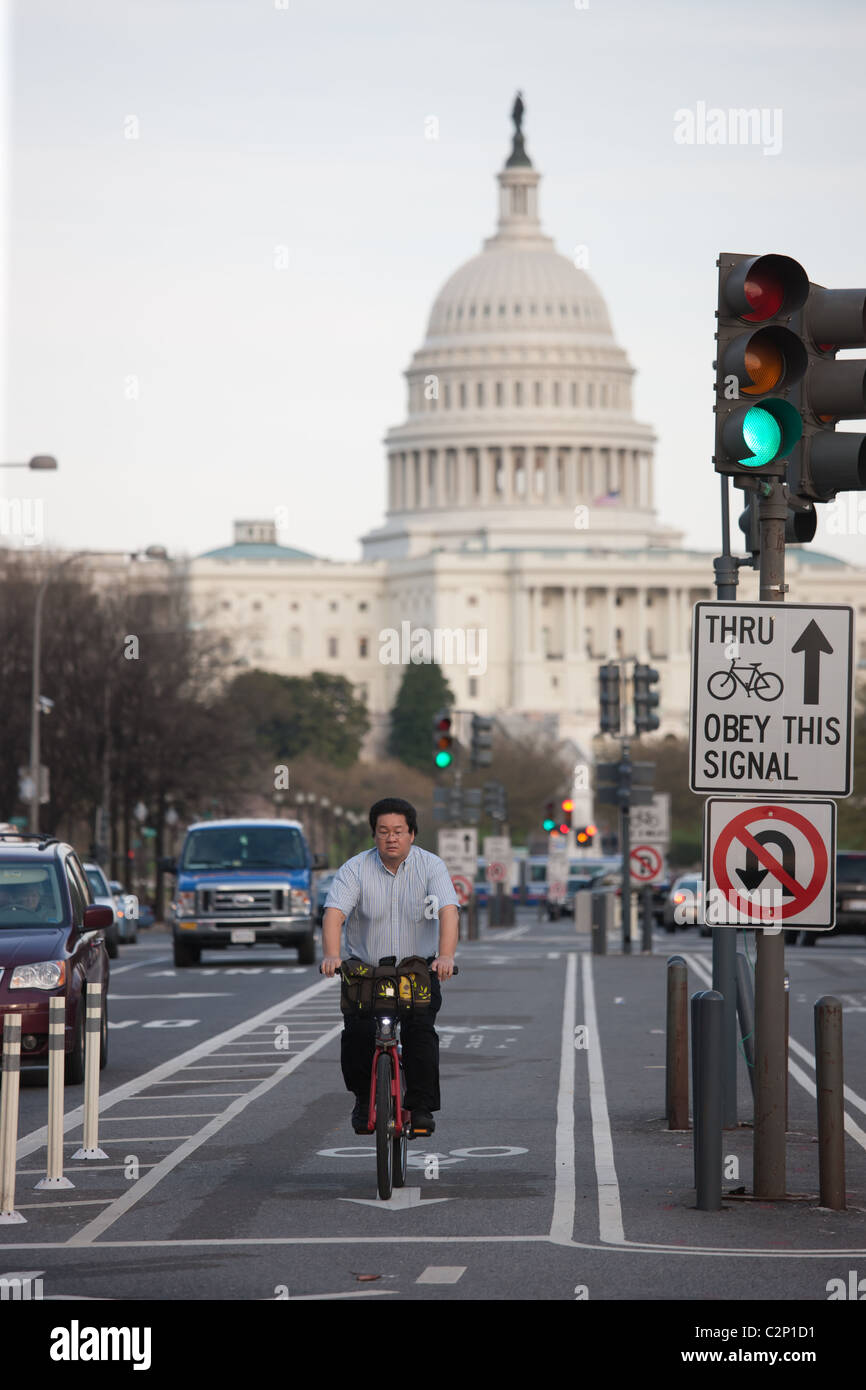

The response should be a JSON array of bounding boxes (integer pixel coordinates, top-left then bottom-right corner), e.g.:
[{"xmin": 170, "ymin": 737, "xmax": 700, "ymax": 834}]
[
  {"xmin": 470, "ymin": 714, "xmax": 494, "ymax": 769},
  {"xmin": 559, "ymin": 799, "xmax": 573, "ymax": 835},
  {"xmin": 575, "ymin": 822, "xmax": 597, "ymax": 846},
  {"xmin": 432, "ymin": 709, "xmax": 453, "ymax": 769},
  {"xmin": 714, "ymin": 253, "xmax": 808, "ymax": 477},
  {"xmin": 599, "ymin": 663, "xmax": 621, "ymax": 734},
  {"xmin": 483, "ymin": 781, "xmax": 506, "ymax": 821},
  {"xmin": 542, "ymin": 800, "xmax": 556, "ymax": 832},
  {"xmin": 633, "ymin": 664, "xmax": 660, "ymax": 735},
  {"xmin": 786, "ymin": 283, "xmax": 866, "ymax": 503},
  {"xmin": 737, "ymin": 487, "xmax": 816, "ymax": 556}
]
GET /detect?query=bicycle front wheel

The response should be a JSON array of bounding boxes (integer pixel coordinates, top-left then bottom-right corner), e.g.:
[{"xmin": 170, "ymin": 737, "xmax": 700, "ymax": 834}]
[
  {"xmin": 375, "ymin": 1053, "xmax": 394, "ymax": 1200},
  {"xmin": 707, "ymin": 670, "xmax": 737, "ymax": 700}
]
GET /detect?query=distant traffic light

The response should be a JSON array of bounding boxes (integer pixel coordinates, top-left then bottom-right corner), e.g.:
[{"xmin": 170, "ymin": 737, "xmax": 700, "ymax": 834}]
[
  {"xmin": 633, "ymin": 664, "xmax": 660, "ymax": 735},
  {"xmin": 542, "ymin": 800, "xmax": 556, "ymax": 832},
  {"xmin": 787, "ymin": 281, "xmax": 866, "ymax": 503},
  {"xmin": 575, "ymin": 822, "xmax": 598, "ymax": 846},
  {"xmin": 559, "ymin": 799, "xmax": 573, "ymax": 835},
  {"xmin": 483, "ymin": 780, "xmax": 507, "ymax": 821},
  {"xmin": 470, "ymin": 714, "xmax": 494, "ymax": 769},
  {"xmin": 714, "ymin": 253, "xmax": 808, "ymax": 477},
  {"xmin": 599, "ymin": 664, "xmax": 621, "ymax": 734},
  {"xmin": 432, "ymin": 709, "xmax": 453, "ymax": 769}
]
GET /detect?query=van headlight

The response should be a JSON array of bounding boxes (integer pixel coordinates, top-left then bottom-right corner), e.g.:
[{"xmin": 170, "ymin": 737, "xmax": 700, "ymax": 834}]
[
  {"xmin": 177, "ymin": 891, "xmax": 196, "ymax": 915},
  {"xmin": 10, "ymin": 960, "xmax": 67, "ymax": 990},
  {"xmin": 290, "ymin": 891, "xmax": 310, "ymax": 914}
]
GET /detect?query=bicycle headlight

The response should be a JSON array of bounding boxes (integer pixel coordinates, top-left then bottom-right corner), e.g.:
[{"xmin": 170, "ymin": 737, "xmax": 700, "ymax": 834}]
[{"xmin": 10, "ymin": 960, "xmax": 67, "ymax": 990}]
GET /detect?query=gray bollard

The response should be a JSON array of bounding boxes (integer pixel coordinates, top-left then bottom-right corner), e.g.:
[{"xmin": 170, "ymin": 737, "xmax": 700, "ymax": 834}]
[
  {"xmin": 0, "ymin": 1015, "xmax": 25, "ymax": 1224},
  {"xmin": 591, "ymin": 891, "xmax": 608, "ymax": 955},
  {"xmin": 35, "ymin": 997, "xmax": 74, "ymax": 1190},
  {"xmin": 666, "ymin": 957, "xmax": 689, "ymax": 1130},
  {"xmin": 640, "ymin": 886, "xmax": 654, "ymax": 953},
  {"xmin": 815, "ymin": 996, "xmax": 845, "ymax": 1211},
  {"xmin": 691, "ymin": 990, "xmax": 707, "ymax": 1187},
  {"xmin": 735, "ymin": 952, "xmax": 756, "ymax": 1101},
  {"xmin": 695, "ymin": 990, "xmax": 724, "ymax": 1211}
]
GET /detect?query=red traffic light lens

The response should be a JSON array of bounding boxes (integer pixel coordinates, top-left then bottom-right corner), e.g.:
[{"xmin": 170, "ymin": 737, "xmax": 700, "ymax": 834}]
[
  {"xmin": 586, "ymin": 824, "xmax": 598, "ymax": 836},
  {"xmin": 435, "ymin": 717, "xmax": 451, "ymax": 732},
  {"xmin": 742, "ymin": 266, "xmax": 784, "ymax": 322}
]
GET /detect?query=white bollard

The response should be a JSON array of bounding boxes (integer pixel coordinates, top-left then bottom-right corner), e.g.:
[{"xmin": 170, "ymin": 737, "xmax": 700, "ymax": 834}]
[
  {"xmin": 35, "ymin": 997, "xmax": 74, "ymax": 1190},
  {"xmin": 71, "ymin": 983, "xmax": 107, "ymax": 1161},
  {"xmin": 0, "ymin": 1014, "xmax": 26, "ymax": 1223}
]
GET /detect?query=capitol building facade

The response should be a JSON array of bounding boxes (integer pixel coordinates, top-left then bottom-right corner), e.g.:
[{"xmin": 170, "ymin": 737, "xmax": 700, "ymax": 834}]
[{"xmin": 184, "ymin": 106, "xmax": 866, "ymax": 761}]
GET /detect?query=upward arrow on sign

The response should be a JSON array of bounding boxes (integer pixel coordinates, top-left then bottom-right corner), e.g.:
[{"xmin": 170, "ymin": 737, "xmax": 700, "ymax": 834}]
[{"xmin": 791, "ymin": 620, "xmax": 834, "ymax": 705}]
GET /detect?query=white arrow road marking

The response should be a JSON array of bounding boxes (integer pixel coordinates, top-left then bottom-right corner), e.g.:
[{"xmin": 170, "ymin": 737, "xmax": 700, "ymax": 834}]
[
  {"xmin": 340, "ymin": 1188, "xmax": 452, "ymax": 1211},
  {"xmin": 416, "ymin": 1266, "xmax": 465, "ymax": 1284}
]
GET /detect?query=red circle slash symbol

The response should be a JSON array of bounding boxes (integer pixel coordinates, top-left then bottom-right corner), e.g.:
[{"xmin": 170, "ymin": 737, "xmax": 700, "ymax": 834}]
[
  {"xmin": 630, "ymin": 845, "xmax": 662, "ymax": 881},
  {"xmin": 712, "ymin": 804, "xmax": 827, "ymax": 923}
]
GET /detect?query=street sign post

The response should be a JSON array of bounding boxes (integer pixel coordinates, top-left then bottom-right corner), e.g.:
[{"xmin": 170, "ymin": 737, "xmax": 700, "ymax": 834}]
[
  {"xmin": 702, "ymin": 798, "xmax": 836, "ymax": 929},
  {"xmin": 690, "ymin": 602, "xmax": 854, "ymax": 795}
]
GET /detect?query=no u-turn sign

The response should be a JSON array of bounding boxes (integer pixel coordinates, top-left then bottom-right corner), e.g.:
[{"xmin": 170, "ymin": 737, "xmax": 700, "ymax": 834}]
[{"xmin": 702, "ymin": 798, "xmax": 836, "ymax": 928}]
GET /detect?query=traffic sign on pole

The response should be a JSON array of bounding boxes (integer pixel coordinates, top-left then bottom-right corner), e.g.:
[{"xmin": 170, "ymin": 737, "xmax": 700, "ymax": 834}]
[
  {"xmin": 629, "ymin": 844, "xmax": 666, "ymax": 886},
  {"xmin": 437, "ymin": 828, "xmax": 478, "ymax": 879},
  {"xmin": 702, "ymin": 798, "xmax": 836, "ymax": 929},
  {"xmin": 629, "ymin": 795, "xmax": 671, "ymax": 845},
  {"xmin": 690, "ymin": 601, "xmax": 854, "ymax": 795}
]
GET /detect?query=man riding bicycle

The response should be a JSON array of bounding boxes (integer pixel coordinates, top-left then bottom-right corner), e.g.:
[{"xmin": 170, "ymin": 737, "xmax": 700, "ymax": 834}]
[{"xmin": 321, "ymin": 797, "xmax": 459, "ymax": 1137}]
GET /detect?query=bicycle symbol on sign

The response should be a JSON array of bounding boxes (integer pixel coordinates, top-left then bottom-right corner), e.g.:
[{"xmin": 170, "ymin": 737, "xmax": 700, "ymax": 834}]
[{"xmin": 706, "ymin": 660, "xmax": 783, "ymax": 703}]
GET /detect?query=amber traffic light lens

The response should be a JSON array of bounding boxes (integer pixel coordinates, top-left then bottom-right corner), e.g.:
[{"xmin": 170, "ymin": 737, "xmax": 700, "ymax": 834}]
[{"xmin": 743, "ymin": 339, "xmax": 784, "ymax": 394}]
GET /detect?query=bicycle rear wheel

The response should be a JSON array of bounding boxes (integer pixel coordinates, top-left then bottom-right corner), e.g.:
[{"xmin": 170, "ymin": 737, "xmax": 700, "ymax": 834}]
[{"xmin": 375, "ymin": 1052, "xmax": 394, "ymax": 1200}]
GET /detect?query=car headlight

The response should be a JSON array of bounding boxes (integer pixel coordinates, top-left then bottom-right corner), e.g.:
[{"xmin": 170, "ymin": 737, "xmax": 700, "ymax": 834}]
[
  {"xmin": 290, "ymin": 890, "xmax": 311, "ymax": 913},
  {"xmin": 10, "ymin": 960, "xmax": 67, "ymax": 990},
  {"xmin": 177, "ymin": 891, "xmax": 196, "ymax": 915}
]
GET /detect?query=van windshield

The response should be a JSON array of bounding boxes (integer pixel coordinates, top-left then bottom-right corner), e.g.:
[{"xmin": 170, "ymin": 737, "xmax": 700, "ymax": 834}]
[{"xmin": 180, "ymin": 827, "xmax": 307, "ymax": 872}]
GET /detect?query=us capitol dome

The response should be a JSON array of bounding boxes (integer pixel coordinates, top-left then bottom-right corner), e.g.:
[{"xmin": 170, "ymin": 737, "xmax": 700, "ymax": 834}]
[{"xmin": 361, "ymin": 93, "xmax": 682, "ymax": 560}]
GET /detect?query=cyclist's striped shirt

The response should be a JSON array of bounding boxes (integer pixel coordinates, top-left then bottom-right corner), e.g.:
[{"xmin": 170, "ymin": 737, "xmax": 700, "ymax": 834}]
[{"xmin": 324, "ymin": 845, "xmax": 459, "ymax": 964}]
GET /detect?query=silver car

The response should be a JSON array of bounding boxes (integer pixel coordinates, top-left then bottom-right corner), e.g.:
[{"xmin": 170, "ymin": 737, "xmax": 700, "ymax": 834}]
[
  {"xmin": 83, "ymin": 861, "xmax": 121, "ymax": 957},
  {"xmin": 110, "ymin": 878, "xmax": 139, "ymax": 943}
]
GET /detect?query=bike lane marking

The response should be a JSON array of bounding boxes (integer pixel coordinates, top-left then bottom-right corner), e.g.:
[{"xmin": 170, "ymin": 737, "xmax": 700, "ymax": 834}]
[
  {"xmin": 549, "ymin": 951, "xmax": 577, "ymax": 1245},
  {"xmin": 579, "ymin": 954, "xmax": 625, "ymax": 1245}
]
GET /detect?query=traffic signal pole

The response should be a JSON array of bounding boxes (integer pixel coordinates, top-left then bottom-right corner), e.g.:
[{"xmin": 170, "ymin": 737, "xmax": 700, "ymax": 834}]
[{"xmin": 753, "ymin": 480, "xmax": 789, "ymax": 1200}]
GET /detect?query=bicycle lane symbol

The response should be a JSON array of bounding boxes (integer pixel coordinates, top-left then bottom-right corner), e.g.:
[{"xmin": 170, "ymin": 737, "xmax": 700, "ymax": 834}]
[
  {"xmin": 711, "ymin": 805, "xmax": 827, "ymax": 924},
  {"xmin": 706, "ymin": 660, "xmax": 783, "ymax": 702}
]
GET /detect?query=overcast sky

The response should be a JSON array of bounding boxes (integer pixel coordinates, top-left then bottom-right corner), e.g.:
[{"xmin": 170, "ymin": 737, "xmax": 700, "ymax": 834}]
[{"xmin": 1, "ymin": 0, "xmax": 865, "ymax": 567}]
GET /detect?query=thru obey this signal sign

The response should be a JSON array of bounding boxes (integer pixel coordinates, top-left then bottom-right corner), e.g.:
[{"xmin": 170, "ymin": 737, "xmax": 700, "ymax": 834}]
[{"xmin": 702, "ymin": 798, "xmax": 836, "ymax": 929}]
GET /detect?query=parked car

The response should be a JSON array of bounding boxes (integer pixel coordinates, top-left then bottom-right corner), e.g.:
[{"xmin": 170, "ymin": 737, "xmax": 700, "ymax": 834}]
[
  {"xmin": 82, "ymin": 861, "xmax": 121, "ymax": 958},
  {"xmin": 137, "ymin": 902, "xmax": 156, "ymax": 929},
  {"xmin": 0, "ymin": 831, "xmax": 112, "ymax": 1082},
  {"xmin": 663, "ymin": 873, "xmax": 705, "ymax": 933},
  {"xmin": 163, "ymin": 818, "xmax": 327, "ymax": 967},
  {"xmin": 109, "ymin": 879, "xmax": 139, "ymax": 943}
]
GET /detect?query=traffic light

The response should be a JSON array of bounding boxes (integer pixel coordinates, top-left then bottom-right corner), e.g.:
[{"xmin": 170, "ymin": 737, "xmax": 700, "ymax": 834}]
[
  {"xmin": 470, "ymin": 714, "xmax": 494, "ymax": 769},
  {"xmin": 633, "ymin": 664, "xmax": 660, "ymax": 735},
  {"xmin": 714, "ymin": 253, "xmax": 808, "ymax": 477},
  {"xmin": 575, "ymin": 822, "xmax": 597, "ymax": 846},
  {"xmin": 559, "ymin": 799, "xmax": 573, "ymax": 835},
  {"xmin": 483, "ymin": 781, "xmax": 506, "ymax": 821},
  {"xmin": 786, "ymin": 281, "xmax": 866, "ymax": 503},
  {"xmin": 542, "ymin": 800, "xmax": 556, "ymax": 832},
  {"xmin": 737, "ymin": 487, "xmax": 816, "ymax": 556},
  {"xmin": 432, "ymin": 709, "xmax": 453, "ymax": 769},
  {"xmin": 599, "ymin": 663, "xmax": 621, "ymax": 734}
]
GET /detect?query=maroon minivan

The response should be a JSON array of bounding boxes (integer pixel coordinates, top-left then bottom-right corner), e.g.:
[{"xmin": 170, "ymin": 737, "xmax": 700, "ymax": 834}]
[{"xmin": 0, "ymin": 833, "xmax": 112, "ymax": 1082}]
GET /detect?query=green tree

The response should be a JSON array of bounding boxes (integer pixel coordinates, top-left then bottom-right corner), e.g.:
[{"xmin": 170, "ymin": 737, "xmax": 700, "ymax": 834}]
[
  {"xmin": 387, "ymin": 662, "xmax": 455, "ymax": 773},
  {"xmin": 227, "ymin": 669, "xmax": 369, "ymax": 769}
]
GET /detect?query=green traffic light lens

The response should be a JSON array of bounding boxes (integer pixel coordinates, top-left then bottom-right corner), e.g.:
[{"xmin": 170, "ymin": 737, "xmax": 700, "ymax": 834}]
[
  {"xmin": 543, "ymin": 818, "xmax": 556, "ymax": 831},
  {"xmin": 739, "ymin": 406, "xmax": 781, "ymax": 467},
  {"xmin": 435, "ymin": 751, "xmax": 453, "ymax": 768}
]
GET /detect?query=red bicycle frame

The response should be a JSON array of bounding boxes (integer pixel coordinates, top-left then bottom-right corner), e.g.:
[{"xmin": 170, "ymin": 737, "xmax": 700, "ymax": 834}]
[{"xmin": 365, "ymin": 1035, "xmax": 408, "ymax": 1136}]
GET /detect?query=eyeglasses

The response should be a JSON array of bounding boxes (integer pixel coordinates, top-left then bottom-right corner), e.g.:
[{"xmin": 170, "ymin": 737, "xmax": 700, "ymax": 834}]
[{"xmin": 375, "ymin": 828, "xmax": 411, "ymax": 838}]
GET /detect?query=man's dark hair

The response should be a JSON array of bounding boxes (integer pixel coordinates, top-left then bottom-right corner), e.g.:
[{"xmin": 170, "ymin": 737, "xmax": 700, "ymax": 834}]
[{"xmin": 369, "ymin": 798, "xmax": 418, "ymax": 837}]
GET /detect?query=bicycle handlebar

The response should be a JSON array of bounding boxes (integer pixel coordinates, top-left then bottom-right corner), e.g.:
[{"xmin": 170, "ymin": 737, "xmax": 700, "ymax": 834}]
[{"xmin": 322, "ymin": 967, "xmax": 461, "ymax": 978}]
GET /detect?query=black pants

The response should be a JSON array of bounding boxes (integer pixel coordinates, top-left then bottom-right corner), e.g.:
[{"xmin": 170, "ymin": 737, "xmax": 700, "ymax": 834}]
[{"xmin": 341, "ymin": 974, "xmax": 442, "ymax": 1112}]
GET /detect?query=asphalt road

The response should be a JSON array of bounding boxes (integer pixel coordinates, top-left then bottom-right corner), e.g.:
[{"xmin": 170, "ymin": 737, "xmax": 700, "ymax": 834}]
[{"xmin": 3, "ymin": 914, "xmax": 866, "ymax": 1314}]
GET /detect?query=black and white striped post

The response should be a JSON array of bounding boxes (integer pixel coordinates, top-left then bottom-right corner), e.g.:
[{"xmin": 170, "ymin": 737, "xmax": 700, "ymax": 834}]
[
  {"xmin": 0, "ymin": 1014, "xmax": 26, "ymax": 1224},
  {"xmin": 35, "ymin": 997, "xmax": 74, "ymax": 1190},
  {"xmin": 71, "ymin": 983, "xmax": 107, "ymax": 1161}
]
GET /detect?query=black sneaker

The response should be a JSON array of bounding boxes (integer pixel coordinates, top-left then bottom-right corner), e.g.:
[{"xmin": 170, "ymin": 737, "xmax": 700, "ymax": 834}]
[
  {"xmin": 351, "ymin": 1099, "xmax": 369, "ymax": 1134},
  {"xmin": 410, "ymin": 1108, "xmax": 435, "ymax": 1137}
]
